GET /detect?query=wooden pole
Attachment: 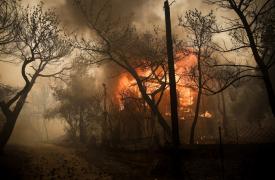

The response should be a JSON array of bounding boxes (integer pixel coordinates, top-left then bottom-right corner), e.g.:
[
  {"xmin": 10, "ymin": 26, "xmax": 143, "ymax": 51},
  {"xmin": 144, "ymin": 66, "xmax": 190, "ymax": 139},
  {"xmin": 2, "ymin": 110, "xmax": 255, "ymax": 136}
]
[
  {"xmin": 219, "ymin": 126, "xmax": 225, "ymax": 180},
  {"xmin": 164, "ymin": 1, "xmax": 182, "ymax": 178},
  {"xmin": 164, "ymin": 0, "xmax": 180, "ymax": 148}
]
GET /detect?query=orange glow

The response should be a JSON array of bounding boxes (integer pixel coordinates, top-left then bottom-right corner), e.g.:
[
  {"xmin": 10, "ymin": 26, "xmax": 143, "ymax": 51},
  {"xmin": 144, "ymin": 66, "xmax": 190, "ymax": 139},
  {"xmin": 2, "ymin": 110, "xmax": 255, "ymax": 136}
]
[
  {"xmin": 200, "ymin": 111, "xmax": 212, "ymax": 118},
  {"xmin": 115, "ymin": 54, "xmax": 198, "ymax": 109}
]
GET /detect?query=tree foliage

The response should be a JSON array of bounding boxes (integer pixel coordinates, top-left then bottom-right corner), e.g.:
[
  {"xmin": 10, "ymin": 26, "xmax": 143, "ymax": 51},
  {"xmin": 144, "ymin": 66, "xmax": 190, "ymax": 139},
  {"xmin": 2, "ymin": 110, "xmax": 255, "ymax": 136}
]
[{"xmin": 46, "ymin": 63, "xmax": 103, "ymax": 142}]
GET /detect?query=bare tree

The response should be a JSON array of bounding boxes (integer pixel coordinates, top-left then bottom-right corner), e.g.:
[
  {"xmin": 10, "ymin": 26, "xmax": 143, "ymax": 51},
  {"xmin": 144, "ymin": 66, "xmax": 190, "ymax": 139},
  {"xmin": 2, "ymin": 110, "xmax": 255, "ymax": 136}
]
[
  {"xmin": 0, "ymin": 0, "xmax": 18, "ymax": 53},
  {"xmin": 71, "ymin": 0, "xmax": 180, "ymax": 139},
  {"xmin": 205, "ymin": 0, "xmax": 275, "ymax": 116},
  {"xmin": 0, "ymin": 3, "xmax": 71, "ymax": 150},
  {"xmin": 179, "ymin": 9, "xmax": 216, "ymax": 144}
]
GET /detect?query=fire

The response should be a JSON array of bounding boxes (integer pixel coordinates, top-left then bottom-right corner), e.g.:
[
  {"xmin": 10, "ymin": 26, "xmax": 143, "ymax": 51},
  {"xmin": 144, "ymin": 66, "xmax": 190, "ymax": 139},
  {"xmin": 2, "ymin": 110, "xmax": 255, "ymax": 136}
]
[
  {"xmin": 200, "ymin": 111, "xmax": 212, "ymax": 118},
  {"xmin": 175, "ymin": 53, "xmax": 197, "ymax": 107},
  {"xmin": 114, "ymin": 53, "xmax": 213, "ymax": 120},
  {"xmin": 178, "ymin": 87, "xmax": 195, "ymax": 107}
]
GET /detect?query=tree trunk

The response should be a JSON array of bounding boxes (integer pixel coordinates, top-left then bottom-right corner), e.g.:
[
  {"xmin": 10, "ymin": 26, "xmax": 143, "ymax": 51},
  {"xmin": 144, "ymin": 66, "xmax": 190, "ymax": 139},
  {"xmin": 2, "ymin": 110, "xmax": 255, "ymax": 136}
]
[
  {"xmin": 110, "ymin": 55, "xmax": 171, "ymax": 142},
  {"xmin": 0, "ymin": 82, "xmax": 33, "ymax": 151},
  {"xmin": 128, "ymin": 67, "xmax": 172, "ymax": 138},
  {"xmin": 189, "ymin": 89, "xmax": 202, "ymax": 144},
  {"xmin": 0, "ymin": 62, "xmax": 41, "ymax": 151},
  {"xmin": 111, "ymin": 58, "xmax": 171, "ymax": 138},
  {"xmin": 79, "ymin": 106, "xmax": 86, "ymax": 143},
  {"xmin": 0, "ymin": 116, "xmax": 16, "ymax": 151},
  {"xmin": 221, "ymin": 91, "xmax": 228, "ymax": 136},
  {"xmin": 43, "ymin": 118, "xmax": 49, "ymax": 142},
  {"xmin": 262, "ymin": 70, "xmax": 275, "ymax": 115},
  {"xmin": 190, "ymin": 50, "xmax": 202, "ymax": 145},
  {"xmin": 234, "ymin": 6, "xmax": 275, "ymax": 116}
]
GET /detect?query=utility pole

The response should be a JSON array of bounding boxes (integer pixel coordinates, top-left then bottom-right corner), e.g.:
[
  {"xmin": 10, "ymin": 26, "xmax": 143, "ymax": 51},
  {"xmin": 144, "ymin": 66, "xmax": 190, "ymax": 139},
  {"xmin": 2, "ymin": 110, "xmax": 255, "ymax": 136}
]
[
  {"xmin": 164, "ymin": 0, "xmax": 180, "ymax": 148},
  {"xmin": 219, "ymin": 126, "xmax": 225, "ymax": 180},
  {"xmin": 164, "ymin": 1, "xmax": 182, "ymax": 178},
  {"xmin": 102, "ymin": 83, "xmax": 108, "ymax": 146},
  {"xmin": 103, "ymin": 83, "xmax": 107, "ymax": 118},
  {"xmin": 102, "ymin": 83, "xmax": 113, "ymax": 146}
]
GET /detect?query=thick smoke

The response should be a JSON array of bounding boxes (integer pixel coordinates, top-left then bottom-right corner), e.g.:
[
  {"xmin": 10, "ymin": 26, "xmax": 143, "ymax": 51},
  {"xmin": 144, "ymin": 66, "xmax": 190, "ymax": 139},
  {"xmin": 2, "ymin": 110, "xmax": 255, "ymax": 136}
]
[
  {"xmin": 41, "ymin": 0, "xmax": 207, "ymax": 31},
  {"xmin": 2, "ymin": 0, "xmax": 274, "ymax": 145},
  {"xmin": 41, "ymin": 0, "xmax": 158, "ymax": 30}
]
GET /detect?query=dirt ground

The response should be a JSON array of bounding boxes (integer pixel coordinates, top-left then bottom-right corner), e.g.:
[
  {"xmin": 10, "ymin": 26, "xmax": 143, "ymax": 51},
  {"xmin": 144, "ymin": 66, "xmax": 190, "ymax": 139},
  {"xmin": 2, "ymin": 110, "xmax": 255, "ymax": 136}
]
[
  {"xmin": 0, "ymin": 143, "xmax": 111, "ymax": 180},
  {"xmin": 1, "ymin": 143, "xmax": 275, "ymax": 180}
]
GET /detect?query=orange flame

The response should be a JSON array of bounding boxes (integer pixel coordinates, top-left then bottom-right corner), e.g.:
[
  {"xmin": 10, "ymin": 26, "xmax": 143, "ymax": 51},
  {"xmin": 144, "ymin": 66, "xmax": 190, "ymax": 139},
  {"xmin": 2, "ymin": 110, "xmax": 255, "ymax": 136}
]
[
  {"xmin": 115, "ymin": 54, "xmax": 198, "ymax": 109},
  {"xmin": 200, "ymin": 111, "xmax": 212, "ymax": 118}
]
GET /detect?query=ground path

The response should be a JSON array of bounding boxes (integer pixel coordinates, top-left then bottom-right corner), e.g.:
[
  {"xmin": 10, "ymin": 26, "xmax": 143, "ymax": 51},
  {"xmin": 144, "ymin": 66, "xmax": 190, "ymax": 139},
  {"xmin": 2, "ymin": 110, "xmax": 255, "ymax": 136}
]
[{"xmin": 0, "ymin": 143, "xmax": 111, "ymax": 180}]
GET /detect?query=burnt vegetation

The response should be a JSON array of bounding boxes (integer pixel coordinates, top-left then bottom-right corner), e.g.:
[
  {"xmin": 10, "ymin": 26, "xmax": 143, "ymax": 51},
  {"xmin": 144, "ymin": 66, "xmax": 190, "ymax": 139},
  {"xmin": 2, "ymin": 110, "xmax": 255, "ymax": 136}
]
[{"xmin": 0, "ymin": 0, "xmax": 275, "ymax": 179}]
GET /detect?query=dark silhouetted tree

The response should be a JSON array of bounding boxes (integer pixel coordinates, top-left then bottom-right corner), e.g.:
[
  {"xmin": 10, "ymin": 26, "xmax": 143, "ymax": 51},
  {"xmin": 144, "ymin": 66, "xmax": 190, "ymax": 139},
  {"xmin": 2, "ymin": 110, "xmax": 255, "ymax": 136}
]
[
  {"xmin": 206, "ymin": 0, "xmax": 275, "ymax": 116},
  {"xmin": 0, "ymin": 3, "xmax": 71, "ymax": 150},
  {"xmin": 179, "ymin": 9, "xmax": 216, "ymax": 144}
]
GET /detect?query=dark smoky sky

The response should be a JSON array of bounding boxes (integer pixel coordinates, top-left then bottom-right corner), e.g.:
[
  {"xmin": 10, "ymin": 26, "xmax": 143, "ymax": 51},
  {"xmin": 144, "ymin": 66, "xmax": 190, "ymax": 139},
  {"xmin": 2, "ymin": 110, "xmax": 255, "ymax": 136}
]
[
  {"xmin": 49, "ymin": 0, "xmax": 162, "ymax": 30},
  {"xmin": 13, "ymin": 0, "xmax": 229, "ymax": 90},
  {"xmin": 3, "ymin": 0, "xmax": 234, "ymax": 88},
  {"xmin": 35, "ymin": 0, "xmax": 207, "ymax": 31}
]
